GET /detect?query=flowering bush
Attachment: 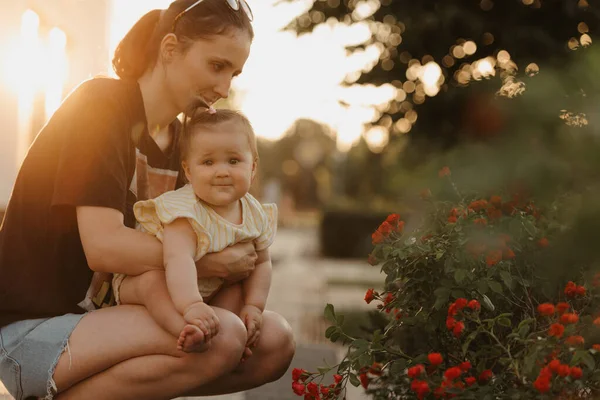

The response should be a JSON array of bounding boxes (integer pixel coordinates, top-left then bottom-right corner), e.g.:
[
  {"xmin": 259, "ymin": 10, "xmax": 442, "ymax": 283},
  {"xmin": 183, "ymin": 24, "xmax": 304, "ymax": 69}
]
[{"xmin": 292, "ymin": 167, "xmax": 600, "ymax": 399}]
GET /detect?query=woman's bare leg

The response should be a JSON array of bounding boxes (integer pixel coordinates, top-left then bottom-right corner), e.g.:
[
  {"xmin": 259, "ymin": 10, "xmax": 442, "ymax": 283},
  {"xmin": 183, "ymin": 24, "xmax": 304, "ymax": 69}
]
[
  {"xmin": 119, "ymin": 270, "xmax": 206, "ymax": 352},
  {"xmin": 53, "ymin": 305, "xmax": 247, "ymax": 400}
]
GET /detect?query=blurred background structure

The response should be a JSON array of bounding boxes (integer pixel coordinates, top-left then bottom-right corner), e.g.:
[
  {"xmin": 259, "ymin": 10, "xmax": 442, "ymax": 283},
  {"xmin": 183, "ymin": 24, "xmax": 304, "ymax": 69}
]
[{"xmin": 1, "ymin": 0, "xmax": 599, "ymax": 398}]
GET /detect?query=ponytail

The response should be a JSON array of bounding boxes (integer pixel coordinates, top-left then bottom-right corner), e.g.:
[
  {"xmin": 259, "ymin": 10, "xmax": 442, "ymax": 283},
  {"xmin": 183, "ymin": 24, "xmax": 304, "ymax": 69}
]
[{"xmin": 112, "ymin": 9, "xmax": 162, "ymax": 80}]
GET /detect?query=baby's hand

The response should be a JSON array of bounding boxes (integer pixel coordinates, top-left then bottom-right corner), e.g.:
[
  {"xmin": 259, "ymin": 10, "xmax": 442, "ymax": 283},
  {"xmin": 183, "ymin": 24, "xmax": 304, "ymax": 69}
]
[
  {"xmin": 183, "ymin": 301, "xmax": 220, "ymax": 341},
  {"xmin": 240, "ymin": 304, "xmax": 263, "ymax": 348}
]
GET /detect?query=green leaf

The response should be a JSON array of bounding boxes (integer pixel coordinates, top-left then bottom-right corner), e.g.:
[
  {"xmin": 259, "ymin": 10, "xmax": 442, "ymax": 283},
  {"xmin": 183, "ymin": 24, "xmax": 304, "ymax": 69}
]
[
  {"xmin": 353, "ymin": 339, "xmax": 370, "ymax": 352},
  {"xmin": 336, "ymin": 314, "xmax": 345, "ymax": 325},
  {"xmin": 317, "ymin": 366, "xmax": 331, "ymax": 374},
  {"xmin": 499, "ymin": 270, "xmax": 513, "ymax": 288},
  {"xmin": 523, "ymin": 220, "xmax": 537, "ymax": 236},
  {"xmin": 390, "ymin": 359, "xmax": 407, "ymax": 375},
  {"xmin": 330, "ymin": 332, "xmax": 340, "ymax": 343},
  {"xmin": 451, "ymin": 289, "xmax": 466, "ymax": 299},
  {"xmin": 454, "ymin": 269, "xmax": 467, "ymax": 284},
  {"xmin": 572, "ymin": 350, "xmax": 595, "ymax": 370},
  {"xmin": 324, "ymin": 304, "xmax": 336, "ymax": 324},
  {"xmin": 476, "ymin": 280, "xmax": 489, "ymax": 294},
  {"xmin": 488, "ymin": 281, "xmax": 503, "ymax": 294},
  {"xmin": 325, "ymin": 326, "xmax": 337, "ymax": 339},
  {"xmin": 498, "ymin": 318, "xmax": 512, "ymax": 327},
  {"xmin": 462, "ymin": 331, "xmax": 478, "ymax": 356},
  {"xmin": 434, "ymin": 287, "xmax": 451, "ymax": 310},
  {"xmin": 444, "ymin": 257, "xmax": 454, "ymax": 273},
  {"xmin": 358, "ymin": 353, "xmax": 372, "ymax": 368},
  {"xmin": 349, "ymin": 374, "xmax": 360, "ymax": 387},
  {"xmin": 482, "ymin": 294, "xmax": 495, "ymax": 311},
  {"xmin": 518, "ymin": 325, "xmax": 530, "ymax": 338}
]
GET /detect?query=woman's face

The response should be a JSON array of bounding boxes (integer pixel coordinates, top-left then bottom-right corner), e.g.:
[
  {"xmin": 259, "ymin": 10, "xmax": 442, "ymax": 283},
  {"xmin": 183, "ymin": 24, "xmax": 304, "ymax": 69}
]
[{"xmin": 164, "ymin": 29, "xmax": 252, "ymax": 111}]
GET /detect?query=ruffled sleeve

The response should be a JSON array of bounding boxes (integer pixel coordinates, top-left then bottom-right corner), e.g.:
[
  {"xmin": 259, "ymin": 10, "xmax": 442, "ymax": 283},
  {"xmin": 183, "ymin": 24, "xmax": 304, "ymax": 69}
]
[
  {"xmin": 133, "ymin": 185, "xmax": 211, "ymax": 260},
  {"xmin": 254, "ymin": 203, "xmax": 278, "ymax": 251}
]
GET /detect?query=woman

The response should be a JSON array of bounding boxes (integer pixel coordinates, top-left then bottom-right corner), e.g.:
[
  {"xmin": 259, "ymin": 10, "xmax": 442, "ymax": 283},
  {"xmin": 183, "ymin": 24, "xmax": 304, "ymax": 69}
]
[{"xmin": 0, "ymin": 1, "xmax": 295, "ymax": 399}]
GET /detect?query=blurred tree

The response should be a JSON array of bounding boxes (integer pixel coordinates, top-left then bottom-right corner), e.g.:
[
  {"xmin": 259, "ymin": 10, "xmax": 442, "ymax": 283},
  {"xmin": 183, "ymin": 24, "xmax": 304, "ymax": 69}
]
[
  {"xmin": 285, "ymin": 0, "xmax": 598, "ymax": 144},
  {"xmin": 282, "ymin": 0, "xmax": 599, "ymax": 204}
]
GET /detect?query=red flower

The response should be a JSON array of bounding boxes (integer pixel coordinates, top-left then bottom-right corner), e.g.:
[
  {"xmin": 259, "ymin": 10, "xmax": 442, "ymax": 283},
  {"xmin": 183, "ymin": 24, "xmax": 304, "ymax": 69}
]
[
  {"xmin": 487, "ymin": 207, "xmax": 503, "ymax": 221},
  {"xmin": 444, "ymin": 367, "xmax": 462, "ymax": 381},
  {"xmin": 454, "ymin": 298, "xmax": 468, "ymax": 309},
  {"xmin": 333, "ymin": 374, "xmax": 343, "ymax": 385},
  {"xmin": 369, "ymin": 362, "xmax": 383, "ymax": 376},
  {"xmin": 468, "ymin": 199, "xmax": 489, "ymax": 212},
  {"xmin": 320, "ymin": 386, "xmax": 329, "ymax": 396},
  {"xmin": 548, "ymin": 360, "xmax": 560, "ymax": 373},
  {"xmin": 397, "ymin": 220, "xmax": 405, "ymax": 234},
  {"xmin": 556, "ymin": 302, "xmax": 570, "ymax": 315},
  {"xmin": 502, "ymin": 248, "xmax": 516, "ymax": 260},
  {"xmin": 452, "ymin": 321, "xmax": 465, "ymax": 337},
  {"xmin": 364, "ymin": 288, "xmax": 376, "ymax": 304},
  {"xmin": 292, "ymin": 382, "xmax": 306, "ymax": 395},
  {"xmin": 292, "ymin": 368, "xmax": 307, "ymax": 382},
  {"xmin": 539, "ymin": 366, "xmax": 553, "ymax": 379},
  {"xmin": 439, "ymin": 166, "xmax": 451, "ymax": 177},
  {"xmin": 537, "ymin": 303, "xmax": 555, "ymax": 316},
  {"xmin": 490, "ymin": 196, "xmax": 502, "ymax": 207},
  {"xmin": 383, "ymin": 292, "xmax": 394, "ymax": 306},
  {"xmin": 474, "ymin": 218, "xmax": 487, "ymax": 227},
  {"xmin": 548, "ymin": 323, "xmax": 565, "ymax": 338},
  {"xmin": 570, "ymin": 366, "xmax": 583, "ymax": 379},
  {"xmin": 446, "ymin": 317, "xmax": 457, "ymax": 330},
  {"xmin": 479, "ymin": 369, "xmax": 493, "ymax": 382},
  {"xmin": 465, "ymin": 376, "xmax": 476, "ymax": 386},
  {"xmin": 534, "ymin": 375, "xmax": 551, "ymax": 393},
  {"xmin": 576, "ymin": 286, "xmax": 586, "ymax": 296},
  {"xmin": 485, "ymin": 250, "xmax": 502, "ymax": 266},
  {"xmin": 557, "ymin": 364, "xmax": 571, "ymax": 377},
  {"xmin": 537, "ymin": 237, "xmax": 549, "ymax": 248},
  {"xmin": 428, "ymin": 353, "xmax": 443, "ymax": 366},
  {"xmin": 565, "ymin": 335, "xmax": 585, "ymax": 346},
  {"xmin": 359, "ymin": 373, "xmax": 369, "ymax": 389},
  {"xmin": 594, "ymin": 344, "xmax": 600, "ymax": 352},
  {"xmin": 467, "ymin": 300, "xmax": 480, "ymax": 311},
  {"xmin": 448, "ymin": 303, "xmax": 458, "ymax": 316},
  {"xmin": 594, "ymin": 317, "xmax": 600, "ymax": 326},
  {"xmin": 367, "ymin": 254, "xmax": 378, "ymax": 266},
  {"xmin": 378, "ymin": 221, "xmax": 393, "ymax": 235},
  {"xmin": 448, "ymin": 215, "xmax": 458, "ymax": 223},
  {"xmin": 371, "ymin": 230, "xmax": 384, "ymax": 244},
  {"xmin": 456, "ymin": 362, "xmax": 470, "ymax": 372},
  {"xmin": 560, "ymin": 313, "xmax": 579, "ymax": 325},
  {"xmin": 408, "ymin": 364, "xmax": 425, "ymax": 379},
  {"xmin": 420, "ymin": 189, "xmax": 432, "ymax": 199},
  {"xmin": 385, "ymin": 213, "xmax": 400, "ymax": 225}
]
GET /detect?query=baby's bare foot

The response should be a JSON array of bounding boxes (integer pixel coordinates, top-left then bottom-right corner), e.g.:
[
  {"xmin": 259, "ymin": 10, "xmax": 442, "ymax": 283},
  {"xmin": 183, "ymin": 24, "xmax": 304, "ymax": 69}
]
[{"xmin": 177, "ymin": 324, "xmax": 209, "ymax": 353}]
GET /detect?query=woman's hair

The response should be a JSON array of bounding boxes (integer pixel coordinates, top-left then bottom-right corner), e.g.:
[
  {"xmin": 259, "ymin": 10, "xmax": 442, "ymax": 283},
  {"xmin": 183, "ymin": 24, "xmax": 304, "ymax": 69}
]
[
  {"xmin": 113, "ymin": 0, "xmax": 254, "ymax": 80},
  {"xmin": 180, "ymin": 104, "xmax": 258, "ymax": 161}
]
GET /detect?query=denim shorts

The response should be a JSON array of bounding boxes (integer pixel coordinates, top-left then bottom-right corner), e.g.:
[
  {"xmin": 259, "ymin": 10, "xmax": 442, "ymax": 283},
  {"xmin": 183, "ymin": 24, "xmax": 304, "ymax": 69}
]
[{"xmin": 0, "ymin": 314, "xmax": 86, "ymax": 400}]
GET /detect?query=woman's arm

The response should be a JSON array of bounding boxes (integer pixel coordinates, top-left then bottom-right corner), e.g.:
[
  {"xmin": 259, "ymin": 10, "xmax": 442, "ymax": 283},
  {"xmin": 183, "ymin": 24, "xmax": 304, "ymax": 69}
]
[
  {"xmin": 241, "ymin": 249, "xmax": 272, "ymax": 311},
  {"xmin": 77, "ymin": 206, "xmax": 258, "ymax": 278},
  {"xmin": 162, "ymin": 218, "xmax": 204, "ymax": 313},
  {"xmin": 77, "ymin": 206, "xmax": 163, "ymax": 275}
]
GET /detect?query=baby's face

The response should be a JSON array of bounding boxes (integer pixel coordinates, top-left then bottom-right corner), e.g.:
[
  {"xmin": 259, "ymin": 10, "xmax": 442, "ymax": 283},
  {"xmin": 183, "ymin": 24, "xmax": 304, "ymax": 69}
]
[{"xmin": 182, "ymin": 121, "xmax": 256, "ymax": 207}]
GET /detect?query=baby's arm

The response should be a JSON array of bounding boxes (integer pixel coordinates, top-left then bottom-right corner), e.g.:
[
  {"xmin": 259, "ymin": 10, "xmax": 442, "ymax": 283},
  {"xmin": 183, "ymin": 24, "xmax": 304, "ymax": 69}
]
[
  {"xmin": 163, "ymin": 219, "xmax": 220, "ymax": 343},
  {"xmin": 240, "ymin": 248, "xmax": 272, "ymax": 346}
]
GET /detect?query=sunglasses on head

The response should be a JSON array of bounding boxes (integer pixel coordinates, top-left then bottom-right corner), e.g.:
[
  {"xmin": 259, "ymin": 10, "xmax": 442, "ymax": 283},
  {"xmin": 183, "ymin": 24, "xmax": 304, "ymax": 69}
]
[{"xmin": 174, "ymin": 0, "xmax": 253, "ymax": 27}]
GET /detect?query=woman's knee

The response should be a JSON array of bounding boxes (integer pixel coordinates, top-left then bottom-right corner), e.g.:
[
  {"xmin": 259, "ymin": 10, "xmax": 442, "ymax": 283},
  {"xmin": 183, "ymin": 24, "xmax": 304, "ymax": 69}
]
[
  {"xmin": 179, "ymin": 309, "xmax": 247, "ymax": 380},
  {"xmin": 259, "ymin": 311, "xmax": 295, "ymax": 382}
]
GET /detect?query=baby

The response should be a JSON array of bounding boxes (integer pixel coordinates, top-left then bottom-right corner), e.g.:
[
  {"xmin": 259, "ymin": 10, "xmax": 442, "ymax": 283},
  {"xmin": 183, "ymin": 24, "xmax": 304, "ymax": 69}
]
[{"xmin": 113, "ymin": 107, "xmax": 276, "ymax": 352}]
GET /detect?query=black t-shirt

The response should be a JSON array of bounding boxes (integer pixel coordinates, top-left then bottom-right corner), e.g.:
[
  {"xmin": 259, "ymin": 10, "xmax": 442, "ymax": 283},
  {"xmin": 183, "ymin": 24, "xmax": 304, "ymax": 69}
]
[{"xmin": 0, "ymin": 78, "xmax": 184, "ymax": 328}]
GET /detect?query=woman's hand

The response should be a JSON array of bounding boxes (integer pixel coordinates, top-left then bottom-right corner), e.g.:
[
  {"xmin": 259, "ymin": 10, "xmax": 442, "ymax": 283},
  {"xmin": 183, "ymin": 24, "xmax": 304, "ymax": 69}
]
[{"xmin": 196, "ymin": 241, "xmax": 257, "ymax": 283}]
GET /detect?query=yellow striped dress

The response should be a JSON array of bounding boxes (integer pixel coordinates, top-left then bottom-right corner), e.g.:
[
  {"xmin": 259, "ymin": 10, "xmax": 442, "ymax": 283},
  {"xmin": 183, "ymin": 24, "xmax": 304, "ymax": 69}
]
[{"xmin": 112, "ymin": 184, "xmax": 277, "ymax": 302}]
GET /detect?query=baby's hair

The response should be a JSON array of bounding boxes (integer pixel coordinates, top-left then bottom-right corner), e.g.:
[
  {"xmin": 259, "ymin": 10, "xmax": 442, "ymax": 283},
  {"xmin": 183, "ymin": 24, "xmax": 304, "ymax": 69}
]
[{"xmin": 180, "ymin": 102, "xmax": 258, "ymax": 161}]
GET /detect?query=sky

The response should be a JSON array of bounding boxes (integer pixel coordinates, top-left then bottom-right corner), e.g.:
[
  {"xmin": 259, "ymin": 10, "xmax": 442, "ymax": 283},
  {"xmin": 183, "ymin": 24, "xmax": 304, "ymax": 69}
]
[{"xmin": 110, "ymin": 0, "xmax": 397, "ymax": 151}]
